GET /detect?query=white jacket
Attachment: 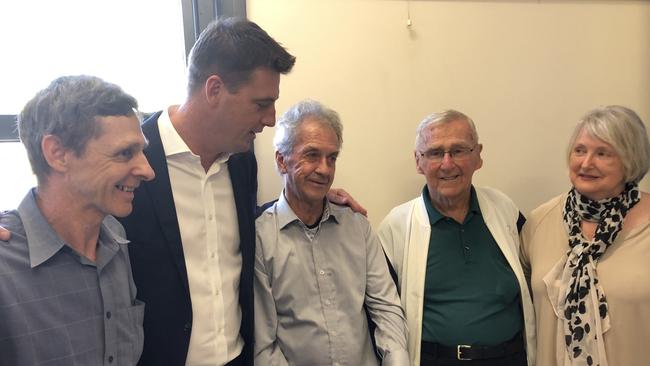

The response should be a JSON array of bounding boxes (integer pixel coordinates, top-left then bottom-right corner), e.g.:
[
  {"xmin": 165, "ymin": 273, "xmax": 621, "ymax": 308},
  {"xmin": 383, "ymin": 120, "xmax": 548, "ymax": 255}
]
[{"xmin": 378, "ymin": 186, "xmax": 536, "ymax": 366}]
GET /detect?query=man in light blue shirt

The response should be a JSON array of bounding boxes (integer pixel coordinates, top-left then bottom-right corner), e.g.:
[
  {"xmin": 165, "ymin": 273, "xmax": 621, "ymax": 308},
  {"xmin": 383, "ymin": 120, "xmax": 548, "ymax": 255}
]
[{"xmin": 254, "ymin": 100, "xmax": 408, "ymax": 366}]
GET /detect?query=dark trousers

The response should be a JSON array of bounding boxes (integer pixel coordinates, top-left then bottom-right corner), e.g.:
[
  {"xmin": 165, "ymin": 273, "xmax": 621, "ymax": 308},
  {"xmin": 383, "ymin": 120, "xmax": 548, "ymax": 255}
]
[{"xmin": 420, "ymin": 350, "xmax": 526, "ymax": 366}]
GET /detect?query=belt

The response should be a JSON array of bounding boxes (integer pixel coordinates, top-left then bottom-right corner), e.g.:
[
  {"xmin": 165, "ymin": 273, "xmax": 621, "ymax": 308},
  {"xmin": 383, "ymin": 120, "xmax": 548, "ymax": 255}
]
[{"xmin": 421, "ymin": 333, "xmax": 524, "ymax": 361}]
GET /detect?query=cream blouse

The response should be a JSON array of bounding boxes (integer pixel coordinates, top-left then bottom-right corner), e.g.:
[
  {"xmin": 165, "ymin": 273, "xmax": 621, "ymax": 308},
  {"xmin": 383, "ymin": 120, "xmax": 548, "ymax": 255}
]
[{"xmin": 521, "ymin": 194, "xmax": 650, "ymax": 366}]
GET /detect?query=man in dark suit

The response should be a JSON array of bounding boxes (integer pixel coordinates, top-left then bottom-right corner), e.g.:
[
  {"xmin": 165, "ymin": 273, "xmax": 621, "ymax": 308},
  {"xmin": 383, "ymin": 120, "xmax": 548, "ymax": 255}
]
[{"xmin": 118, "ymin": 18, "xmax": 295, "ymax": 366}]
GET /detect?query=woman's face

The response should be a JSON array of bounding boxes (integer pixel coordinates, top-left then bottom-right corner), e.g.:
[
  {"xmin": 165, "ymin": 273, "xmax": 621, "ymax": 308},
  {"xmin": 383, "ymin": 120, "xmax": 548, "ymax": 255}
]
[{"xmin": 569, "ymin": 128, "xmax": 627, "ymax": 201}]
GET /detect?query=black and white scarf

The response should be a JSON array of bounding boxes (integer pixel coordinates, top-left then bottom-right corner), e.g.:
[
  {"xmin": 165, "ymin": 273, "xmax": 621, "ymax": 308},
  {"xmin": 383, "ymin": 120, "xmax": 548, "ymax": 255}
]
[{"xmin": 560, "ymin": 183, "xmax": 640, "ymax": 366}]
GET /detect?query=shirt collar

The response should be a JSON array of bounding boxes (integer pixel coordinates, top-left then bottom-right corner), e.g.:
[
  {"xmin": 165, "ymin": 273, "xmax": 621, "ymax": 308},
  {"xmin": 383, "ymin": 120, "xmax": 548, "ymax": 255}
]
[
  {"xmin": 17, "ymin": 188, "xmax": 129, "ymax": 268},
  {"xmin": 158, "ymin": 105, "xmax": 231, "ymax": 163},
  {"xmin": 276, "ymin": 191, "xmax": 338, "ymax": 230},
  {"xmin": 421, "ymin": 185, "xmax": 481, "ymax": 225}
]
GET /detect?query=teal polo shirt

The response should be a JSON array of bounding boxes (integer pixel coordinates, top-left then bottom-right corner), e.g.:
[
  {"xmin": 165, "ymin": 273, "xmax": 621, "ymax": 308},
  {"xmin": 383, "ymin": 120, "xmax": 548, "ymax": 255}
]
[{"xmin": 421, "ymin": 186, "xmax": 522, "ymax": 346}]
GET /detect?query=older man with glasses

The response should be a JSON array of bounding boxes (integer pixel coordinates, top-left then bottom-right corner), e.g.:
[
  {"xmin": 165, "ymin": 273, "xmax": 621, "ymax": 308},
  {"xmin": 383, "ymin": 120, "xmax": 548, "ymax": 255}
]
[{"xmin": 377, "ymin": 110, "xmax": 536, "ymax": 366}]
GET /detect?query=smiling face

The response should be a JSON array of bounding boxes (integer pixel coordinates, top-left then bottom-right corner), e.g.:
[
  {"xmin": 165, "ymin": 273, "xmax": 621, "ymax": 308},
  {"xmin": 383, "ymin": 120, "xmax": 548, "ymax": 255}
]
[
  {"xmin": 569, "ymin": 128, "xmax": 626, "ymax": 200},
  {"xmin": 65, "ymin": 114, "xmax": 155, "ymax": 219},
  {"xmin": 277, "ymin": 118, "xmax": 340, "ymax": 209},
  {"xmin": 212, "ymin": 67, "xmax": 280, "ymax": 154},
  {"xmin": 416, "ymin": 118, "xmax": 483, "ymax": 207}
]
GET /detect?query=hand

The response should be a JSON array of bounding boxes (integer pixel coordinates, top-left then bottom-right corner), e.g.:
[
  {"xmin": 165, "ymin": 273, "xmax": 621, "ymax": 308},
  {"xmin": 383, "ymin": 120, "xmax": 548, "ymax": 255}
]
[
  {"xmin": 0, "ymin": 225, "xmax": 10, "ymax": 241},
  {"xmin": 327, "ymin": 188, "xmax": 368, "ymax": 217}
]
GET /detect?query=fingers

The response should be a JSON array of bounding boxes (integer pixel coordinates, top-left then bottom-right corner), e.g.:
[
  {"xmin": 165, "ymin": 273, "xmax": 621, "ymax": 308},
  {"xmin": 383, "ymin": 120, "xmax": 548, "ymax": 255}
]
[
  {"xmin": 327, "ymin": 188, "xmax": 368, "ymax": 217},
  {"xmin": 0, "ymin": 226, "xmax": 10, "ymax": 241}
]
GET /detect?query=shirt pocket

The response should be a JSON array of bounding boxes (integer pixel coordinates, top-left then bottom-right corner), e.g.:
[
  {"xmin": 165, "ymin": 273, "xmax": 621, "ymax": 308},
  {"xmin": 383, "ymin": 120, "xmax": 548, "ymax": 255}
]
[{"xmin": 115, "ymin": 299, "xmax": 145, "ymax": 364}]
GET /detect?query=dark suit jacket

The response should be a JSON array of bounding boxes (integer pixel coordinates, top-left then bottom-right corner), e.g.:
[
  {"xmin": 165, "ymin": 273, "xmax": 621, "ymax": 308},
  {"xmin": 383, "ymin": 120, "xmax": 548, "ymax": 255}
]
[{"xmin": 118, "ymin": 111, "xmax": 257, "ymax": 366}]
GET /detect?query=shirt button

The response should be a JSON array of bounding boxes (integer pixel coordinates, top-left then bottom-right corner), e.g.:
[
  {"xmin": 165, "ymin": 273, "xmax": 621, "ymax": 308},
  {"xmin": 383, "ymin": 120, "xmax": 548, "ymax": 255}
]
[
  {"xmin": 106, "ymin": 311, "xmax": 111, "ymax": 319},
  {"xmin": 319, "ymin": 270, "xmax": 325, "ymax": 276},
  {"xmin": 325, "ymin": 300, "xmax": 331, "ymax": 305},
  {"xmin": 108, "ymin": 356, "xmax": 114, "ymax": 363}
]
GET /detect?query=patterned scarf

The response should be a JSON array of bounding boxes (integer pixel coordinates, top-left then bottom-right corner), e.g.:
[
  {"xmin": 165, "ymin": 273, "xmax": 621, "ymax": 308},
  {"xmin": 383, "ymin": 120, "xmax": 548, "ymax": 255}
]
[{"xmin": 561, "ymin": 183, "xmax": 639, "ymax": 365}]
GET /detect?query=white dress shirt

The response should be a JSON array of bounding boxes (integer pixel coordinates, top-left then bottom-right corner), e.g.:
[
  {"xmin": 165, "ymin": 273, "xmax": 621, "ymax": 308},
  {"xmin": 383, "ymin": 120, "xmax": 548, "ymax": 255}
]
[{"xmin": 158, "ymin": 107, "xmax": 244, "ymax": 366}]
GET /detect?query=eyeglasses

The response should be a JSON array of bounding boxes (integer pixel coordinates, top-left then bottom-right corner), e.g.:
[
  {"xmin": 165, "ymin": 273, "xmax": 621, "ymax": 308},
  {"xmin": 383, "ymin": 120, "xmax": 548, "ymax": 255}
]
[{"xmin": 418, "ymin": 144, "xmax": 478, "ymax": 163}]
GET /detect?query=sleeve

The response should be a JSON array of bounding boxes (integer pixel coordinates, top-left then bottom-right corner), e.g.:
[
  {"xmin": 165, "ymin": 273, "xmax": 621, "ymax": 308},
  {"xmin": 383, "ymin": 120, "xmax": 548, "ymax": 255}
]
[
  {"xmin": 253, "ymin": 231, "xmax": 289, "ymax": 366},
  {"xmin": 363, "ymin": 221, "xmax": 410, "ymax": 366},
  {"xmin": 519, "ymin": 218, "xmax": 534, "ymax": 287},
  {"xmin": 376, "ymin": 212, "xmax": 402, "ymax": 289}
]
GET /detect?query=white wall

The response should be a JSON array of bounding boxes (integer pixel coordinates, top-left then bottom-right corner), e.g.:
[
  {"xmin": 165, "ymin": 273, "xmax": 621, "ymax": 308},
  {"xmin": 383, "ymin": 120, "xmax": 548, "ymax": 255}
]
[{"xmin": 248, "ymin": 0, "xmax": 650, "ymax": 227}]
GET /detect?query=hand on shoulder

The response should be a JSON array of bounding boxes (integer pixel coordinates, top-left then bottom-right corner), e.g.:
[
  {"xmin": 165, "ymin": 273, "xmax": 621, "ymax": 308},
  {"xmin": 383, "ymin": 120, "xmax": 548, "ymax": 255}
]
[
  {"xmin": 0, "ymin": 225, "xmax": 10, "ymax": 241},
  {"xmin": 327, "ymin": 188, "xmax": 368, "ymax": 217}
]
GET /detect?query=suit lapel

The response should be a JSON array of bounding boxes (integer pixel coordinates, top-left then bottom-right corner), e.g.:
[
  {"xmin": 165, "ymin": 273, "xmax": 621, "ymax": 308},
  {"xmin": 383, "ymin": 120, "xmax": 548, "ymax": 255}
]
[
  {"xmin": 227, "ymin": 152, "xmax": 256, "ymax": 350},
  {"xmin": 141, "ymin": 113, "xmax": 190, "ymax": 291},
  {"xmin": 228, "ymin": 153, "xmax": 254, "ymax": 269}
]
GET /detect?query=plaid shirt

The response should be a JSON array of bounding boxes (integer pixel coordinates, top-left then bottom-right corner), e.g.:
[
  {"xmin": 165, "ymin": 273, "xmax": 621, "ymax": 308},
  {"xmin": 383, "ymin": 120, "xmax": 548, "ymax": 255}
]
[{"xmin": 0, "ymin": 189, "xmax": 143, "ymax": 365}]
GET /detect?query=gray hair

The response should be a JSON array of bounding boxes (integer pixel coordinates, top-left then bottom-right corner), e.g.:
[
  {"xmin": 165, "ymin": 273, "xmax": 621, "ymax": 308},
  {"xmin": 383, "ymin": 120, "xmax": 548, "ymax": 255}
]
[
  {"xmin": 415, "ymin": 109, "xmax": 478, "ymax": 148},
  {"xmin": 18, "ymin": 75, "xmax": 139, "ymax": 182},
  {"xmin": 273, "ymin": 99, "xmax": 343, "ymax": 156},
  {"xmin": 567, "ymin": 105, "xmax": 650, "ymax": 183}
]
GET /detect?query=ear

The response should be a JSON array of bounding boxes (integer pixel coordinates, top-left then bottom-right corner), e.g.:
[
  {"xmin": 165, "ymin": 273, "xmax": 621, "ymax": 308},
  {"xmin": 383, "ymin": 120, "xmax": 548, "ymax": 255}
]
[
  {"xmin": 275, "ymin": 150, "xmax": 288, "ymax": 174},
  {"xmin": 41, "ymin": 135, "xmax": 71, "ymax": 173},
  {"xmin": 475, "ymin": 143, "xmax": 484, "ymax": 170},
  {"xmin": 204, "ymin": 74, "xmax": 225, "ymax": 106},
  {"xmin": 414, "ymin": 150, "xmax": 425, "ymax": 175}
]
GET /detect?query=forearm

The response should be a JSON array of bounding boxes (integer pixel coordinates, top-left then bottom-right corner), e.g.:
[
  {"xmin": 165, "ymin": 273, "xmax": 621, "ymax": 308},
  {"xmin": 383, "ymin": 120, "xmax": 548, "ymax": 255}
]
[{"xmin": 365, "ymin": 232, "xmax": 409, "ymax": 365}]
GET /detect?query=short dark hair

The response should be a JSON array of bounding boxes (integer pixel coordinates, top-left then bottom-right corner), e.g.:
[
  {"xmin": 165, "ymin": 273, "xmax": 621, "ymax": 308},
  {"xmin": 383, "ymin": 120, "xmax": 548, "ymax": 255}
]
[
  {"xmin": 18, "ymin": 75, "xmax": 139, "ymax": 181},
  {"xmin": 187, "ymin": 17, "xmax": 296, "ymax": 94}
]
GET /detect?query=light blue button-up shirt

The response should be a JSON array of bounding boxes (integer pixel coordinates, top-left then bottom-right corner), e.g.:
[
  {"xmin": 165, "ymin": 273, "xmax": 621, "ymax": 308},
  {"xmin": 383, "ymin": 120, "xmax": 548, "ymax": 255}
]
[{"xmin": 254, "ymin": 193, "xmax": 409, "ymax": 366}]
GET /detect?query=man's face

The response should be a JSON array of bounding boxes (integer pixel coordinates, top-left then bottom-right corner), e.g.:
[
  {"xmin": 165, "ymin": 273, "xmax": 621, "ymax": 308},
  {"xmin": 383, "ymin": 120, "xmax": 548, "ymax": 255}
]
[
  {"xmin": 214, "ymin": 67, "xmax": 280, "ymax": 153},
  {"xmin": 277, "ymin": 119, "xmax": 340, "ymax": 208},
  {"xmin": 65, "ymin": 115, "xmax": 155, "ymax": 219},
  {"xmin": 415, "ymin": 119, "xmax": 483, "ymax": 206}
]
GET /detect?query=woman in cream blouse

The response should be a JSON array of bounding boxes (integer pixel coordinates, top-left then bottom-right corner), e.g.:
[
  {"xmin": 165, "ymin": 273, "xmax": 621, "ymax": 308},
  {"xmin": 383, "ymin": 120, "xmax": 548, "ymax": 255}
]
[{"xmin": 521, "ymin": 105, "xmax": 650, "ymax": 366}]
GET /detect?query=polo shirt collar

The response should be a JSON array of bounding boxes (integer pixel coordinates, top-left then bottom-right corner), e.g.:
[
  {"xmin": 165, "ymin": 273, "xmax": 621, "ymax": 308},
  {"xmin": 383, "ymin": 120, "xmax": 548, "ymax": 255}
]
[
  {"xmin": 17, "ymin": 189, "xmax": 129, "ymax": 268},
  {"xmin": 421, "ymin": 185, "xmax": 481, "ymax": 225}
]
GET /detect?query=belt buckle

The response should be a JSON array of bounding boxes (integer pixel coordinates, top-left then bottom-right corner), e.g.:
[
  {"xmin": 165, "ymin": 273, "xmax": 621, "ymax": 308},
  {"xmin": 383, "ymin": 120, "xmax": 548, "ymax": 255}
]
[{"xmin": 457, "ymin": 344, "xmax": 472, "ymax": 361}]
